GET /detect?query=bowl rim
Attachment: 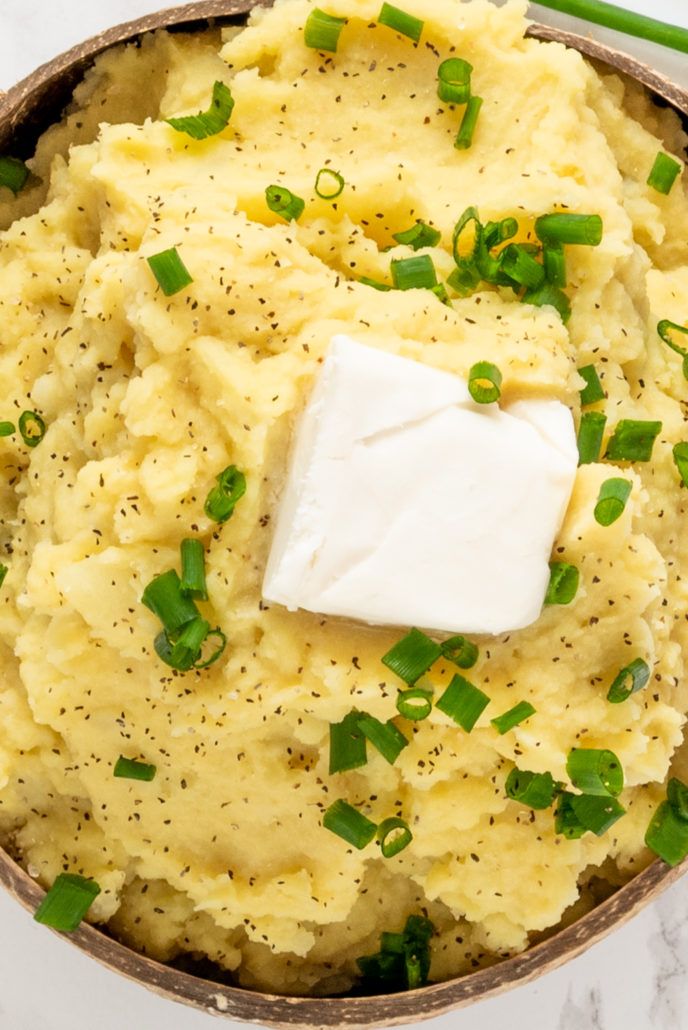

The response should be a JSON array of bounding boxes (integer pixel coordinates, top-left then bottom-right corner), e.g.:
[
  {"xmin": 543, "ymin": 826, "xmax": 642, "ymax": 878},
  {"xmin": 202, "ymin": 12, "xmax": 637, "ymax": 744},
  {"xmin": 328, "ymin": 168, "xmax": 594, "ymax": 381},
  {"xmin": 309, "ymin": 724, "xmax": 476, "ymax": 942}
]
[{"xmin": 0, "ymin": 2, "xmax": 686, "ymax": 1027}]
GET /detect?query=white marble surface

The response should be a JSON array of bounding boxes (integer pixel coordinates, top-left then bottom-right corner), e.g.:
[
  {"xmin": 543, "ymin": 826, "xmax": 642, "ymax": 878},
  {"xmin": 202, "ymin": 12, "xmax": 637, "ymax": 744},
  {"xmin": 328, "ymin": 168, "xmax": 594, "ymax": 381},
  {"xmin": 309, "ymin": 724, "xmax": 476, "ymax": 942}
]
[{"xmin": 1, "ymin": 2, "xmax": 687, "ymax": 1029}]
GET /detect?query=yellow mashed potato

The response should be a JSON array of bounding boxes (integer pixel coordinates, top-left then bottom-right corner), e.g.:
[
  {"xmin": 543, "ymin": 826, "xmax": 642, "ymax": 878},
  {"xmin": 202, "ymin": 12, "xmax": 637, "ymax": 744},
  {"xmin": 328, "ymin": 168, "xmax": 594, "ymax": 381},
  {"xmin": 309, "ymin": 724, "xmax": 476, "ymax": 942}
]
[{"xmin": 0, "ymin": 0, "xmax": 687, "ymax": 996}]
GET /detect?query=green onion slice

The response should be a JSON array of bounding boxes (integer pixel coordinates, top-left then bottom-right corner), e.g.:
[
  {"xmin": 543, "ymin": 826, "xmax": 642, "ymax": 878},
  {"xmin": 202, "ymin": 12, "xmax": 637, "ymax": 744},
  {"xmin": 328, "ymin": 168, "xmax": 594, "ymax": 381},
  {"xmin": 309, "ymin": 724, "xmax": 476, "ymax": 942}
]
[
  {"xmin": 114, "ymin": 756, "xmax": 157, "ymax": 782},
  {"xmin": 523, "ymin": 281, "xmax": 571, "ymax": 324},
  {"xmin": 647, "ymin": 152, "xmax": 682, "ymax": 195},
  {"xmin": 543, "ymin": 242, "xmax": 567, "ymax": 288},
  {"xmin": 452, "ymin": 206, "xmax": 481, "ymax": 264},
  {"xmin": 484, "ymin": 217, "xmax": 518, "ymax": 250},
  {"xmin": 323, "ymin": 799, "xmax": 376, "ymax": 849},
  {"xmin": 455, "ymin": 95, "xmax": 483, "ymax": 150},
  {"xmin": 577, "ymin": 411, "xmax": 607, "ymax": 465},
  {"xmin": 382, "ymin": 628, "xmax": 441, "ymax": 684},
  {"xmin": 357, "ymin": 715, "xmax": 408, "ymax": 765},
  {"xmin": 142, "ymin": 569, "xmax": 200, "ymax": 635},
  {"xmin": 605, "ymin": 419, "xmax": 662, "ymax": 462},
  {"xmin": 359, "ymin": 275, "xmax": 392, "ymax": 291},
  {"xmin": 500, "ymin": 244, "xmax": 545, "ymax": 290},
  {"xmin": 18, "ymin": 411, "xmax": 46, "ymax": 448},
  {"xmin": 505, "ymin": 768, "xmax": 559, "ymax": 809},
  {"xmin": 34, "ymin": 873, "xmax": 101, "ymax": 932},
  {"xmin": 330, "ymin": 711, "xmax": 368, "ymax": 774},
  {"xmin": 377, "ymin": 817, "xmax": 413, "ymax": 858},
  {"xmin": 0, "ymin": 156, "xmax": 29, "ymax": 195},
  {"xmin": 266, "ymin": 185, "xmax": 305, "ymax": 223},
  {"xmin": 378, "ymin": 3, "xmax": 424, "ymax": 42},
  {"xmin": 358, "ymin": 914, "xmax": 433, "ymax": 990},
  {"xmin": 315, "ymin": 168, "xmax": 345, "ymax": 200},
  {"xmin": 657, "ymin": 320, "xmax": 688, "ymax": 380},
  {"xmin": 393, "ymin": 221, "xmax": 441, "ymax": 251},
  {"xmin": 391, "ymin": 254, "xmax": 438, "ymax": 291},
  {"xmin": 667, "ymin": 777, "xmax": 688, "ymax": 823},
  {"xmin": 440, "ymin": 635, "xmax": 478, "ymax": 670},
  {"xmin": 535, "ymin": 213, "xmax": 603, "ymax": 247},
  {"xmin": 204, "ymin": 465, "xmax": 247, "ymax": 524},
  {"xmin": 468, "ymin": 361, "xmax": 502, "ymax": 404},
  {"xmin": 166, "ymin": 81, "xmax": 234, "ymax": 140},
  {"xmin": 645, "ymin": 800, "xmax": 688, "ymax": 866},
  {"xmin": 607, "ymin": 657, "xmax": 650, "ymax": 703},
  {"xmin": 437, "ymin": 58, "xmax": 473, "ymax": 104},
  {"xmin": 544, "ymin": 562, "xmax": 579, "ymax": 606},
  {"xmin": 304, "ymin": 8, "xmax": 347, "ymax": 51},
  {"xmin": 180, "ymin": 538, "xmax": 208, "ymax": 601},
  {"xmin": 193, "ymin": 627, "xmax": 227, "ymax": 670},
  {"xmin": 594, "ymin": 477, "xmax": 632, "ymax": 527},
  {"xmin": 436, "ymin": 674, "xmax": 490, "ymax": 732},
  {"xmin": 491, "ymin": 701, "xmax": 536, "ymax": 736},
  {"xmin": 396, "ymin": 688, "xmax": 433, "ymax": 721},
  {"xmin": 567, "ymin": 747, "xmax": 624, "ymax": 797},
  {"xmin": 147, "ymin": 248, "xmax": 193, "ymax": 297},
  {"xmin": 0, "ymin": 422, "xmax": 16, "ymax": 437},
  {"xmin": 557, "ymin": 791, "xmax": 625, "ymax": 838},
  {"xmin": 578, "ymin": 364, "xmax": 605, "ymax": 406},
  {"xmin": 554, "ymin": 791, "xmax": 586, "ymax": 839},
  {"xmin": 155, "ymin": 617, "xmax": 210, "ymax": 672},
  {"xmin": 673, "ymin": 442, "xmax": 688, "ymax": 487},
  {"xmin": 447, "ymin": 263, "xmax": 481, "ymax": 297},
  {"xmin": 0, "ymin": 565, "xmax": 7, "ymax": 590}
]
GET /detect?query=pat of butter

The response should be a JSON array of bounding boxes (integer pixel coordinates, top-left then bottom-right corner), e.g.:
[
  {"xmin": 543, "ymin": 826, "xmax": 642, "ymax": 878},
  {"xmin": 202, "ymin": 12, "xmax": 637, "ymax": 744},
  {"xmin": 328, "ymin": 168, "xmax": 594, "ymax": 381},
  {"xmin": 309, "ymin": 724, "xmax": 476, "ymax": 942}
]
[{"xmin": 263, "ymin": 336, "xmax": 577, "ymax": 635}]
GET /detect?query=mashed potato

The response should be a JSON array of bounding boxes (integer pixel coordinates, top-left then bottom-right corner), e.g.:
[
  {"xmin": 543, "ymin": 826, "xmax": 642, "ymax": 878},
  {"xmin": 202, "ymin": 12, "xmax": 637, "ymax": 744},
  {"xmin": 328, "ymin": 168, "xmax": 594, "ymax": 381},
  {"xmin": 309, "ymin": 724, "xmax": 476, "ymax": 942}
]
[{"xmin": 0, "ymin": 0, "xmax": 687, "ymax": 996}]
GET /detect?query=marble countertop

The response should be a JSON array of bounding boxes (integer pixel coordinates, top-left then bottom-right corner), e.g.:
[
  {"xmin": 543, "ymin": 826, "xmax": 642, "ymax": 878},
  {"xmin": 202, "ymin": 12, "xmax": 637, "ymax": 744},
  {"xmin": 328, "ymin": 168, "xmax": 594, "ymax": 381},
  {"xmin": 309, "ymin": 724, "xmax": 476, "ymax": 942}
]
[{"xmin": 1, "ymin": 2, "xmax": 687, "ymax": 1029}]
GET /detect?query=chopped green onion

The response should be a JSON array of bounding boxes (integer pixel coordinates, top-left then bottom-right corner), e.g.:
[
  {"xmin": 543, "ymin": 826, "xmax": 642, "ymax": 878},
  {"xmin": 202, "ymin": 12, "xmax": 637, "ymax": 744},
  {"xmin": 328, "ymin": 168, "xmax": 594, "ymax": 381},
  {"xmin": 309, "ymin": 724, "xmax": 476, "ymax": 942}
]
[
  {"xmin": 567, "ymin": 747, "xmax": 623, "ymax": 797},
  {"xmin": 382, "ymin": 628, "xmax": 441, "ymax": 684},
  {"xmin": 500, "ymin": 244, "xmax": 545, "ymax": 290},
  {"xmin": 266, "ymin": 185, "xmax": 305, "ymax": 223},
  {"xmin": 454, "ymin": 96, "xmax": 483, "ymax": 150},
  {"xmin": 377, "ymin": 817, "xmax": 412, "ymax": 858},
  {"xmin": 142, "ymin": 569, "xmax": 200, "ymax": 635},
  {"xmin": 607, "ymin": 657, "xmax": 650, "ymax": 703},
  {"xmin": 391, "ymin": 254, "xmax": 438, "ymax": 291},
  {"xmin": 34, "ymin": 873, "xmax": 101, "ymax": 932},
  {"xmin": 468, "ymin": 361, "xmax": 502, "ymax": 405},
  {"xmin": 0, "ymin": 565, "xmax": 7, "ymax": 589},
  {"xmin": 437, "ymin": 58, "xmax": 473, "ymax": 104},
  {"xmin": 645, "ymin": 800, "xmax": 688, "ymax": 866},
  {"xmin": 484, "ymin": 217, "xmax": 518, "ymax": 249},
  {"xmin": 491, "ymin": 701, "xmax": 536, "ymax": 735},
  {"xmin": 358, "ymin": 915, "xmax": 433, "ymax": 990},
  {"xmin": 315, "ymin": 168, "xmax": 345, "ymax": 200},
  {"xmin": 594, "ymin": 477, "xmax": 632, "ymax": 526},
  {"xmin": 556, "ymin": 791, "xmax": 625, "ymax": 837},
  {"xmin": 166, "ymin": 81, "xmax": 234, "ymax": 140},
  {"xmin": 531, "ymin": 1, "xmax": 688, "ymax": 56},
  {"xmin": 147, "ymin": 248, "xmax": 193, "ymax": 297},
  {"xmin": 452, "ymin": 206, "xmax": 481, "ymax": 264},
  {"xmin": 535, "ymin": 213, "xmax": 603, "ymax": 247},
  {"xmin": 204, "ymin": 465, "xmax": 247, "ymax": 524},
  {"xmin": 357, "ymin": 715, "xmax": 408, "ymax": 765},
  {"xmin": 505, "ymin": 768, "xmax": 559, "ymax": 809},
  {"xmin": 378, "ymin": 3, "xmax": 424, "ymax": 42},
  {"xmin": 447, "ymin": 261, "xmax": 481, "ymax": 297},
  {"xmin": 396, "ymin": 688, "xmax": 433, "ymax": 721},
  {"xmin": 0, "ymin": 422, "xmax": 15, "ymax": 437},
  {"xmin": 304, "ymin": 8, "xmax": 347, "ymax": 52},
  {"xmin": 0, "ymin": 156, "xmax": 29, "ymax": 195},
  {"xmin": 18, "ymin": 411, "xmax": 46, "ymax": 448},
  {"xmin": 523, "ymin": 281, "xmax": 571, "ymax": 323},
  {"xmin": 180, "ymin": 538, "xmax": 208, "ymax": 601},
  {"xmin": 114, "ymin": 756, "xmax": 156, "ymax": 782},
  {"xmin": 544, "ymin": 562, "xmax": 579, "ymax": 606},
  {"xmin": 393, "ymin": 221, "xmax": 441, "ymax": 250},
  {"xmin": 323, "ymin": 799, "xmax": 376, "ymax": 849},
  {"xmin": 436, "ymin": 674, "xmax": 489, "ymax": 732},
  {"xmin": 440, "ymin": 635, "xmax": 478, "ymax": 670},
  {"xmin": 667, "ymin": 778, "xmax": 688, "ymax": 823},
  {"xmin": 647, "ymin": 152, "xmax": 682, "ymax": 195},
  {"xmin": 578, "ymin": 364, "xmax": 605, "ymax": 406},
  {"xmin": 657, "ymin": 320, "xmax": 688, "ymax": 380},
  {"xmin": 193, "ymin": 627, "xmax": 227, "ymax": 670},
  {"xmin": 359, "ymin": 275, "xmax": 392, "ymax": 291},
  {"xmin": 330, "ymin": 711, "xmax": 368, "ymax": 774},
  {"xmin": 543, "ymin": 243, "xmax": 567, "ymax": 288},
  {"xmin": 155, "ymin": 617, "xmax": 210, "ymax": 672},
  {"xmin": 577, "ymin": 411, "xmax": 607, "ymax": 465},
  {"xmin": 673, "ymin": 442, "xmax": 688, "ymax": 487},
  {"xmin": 605, "ymin": 419, "xmax": 662, "ymax": 462}
]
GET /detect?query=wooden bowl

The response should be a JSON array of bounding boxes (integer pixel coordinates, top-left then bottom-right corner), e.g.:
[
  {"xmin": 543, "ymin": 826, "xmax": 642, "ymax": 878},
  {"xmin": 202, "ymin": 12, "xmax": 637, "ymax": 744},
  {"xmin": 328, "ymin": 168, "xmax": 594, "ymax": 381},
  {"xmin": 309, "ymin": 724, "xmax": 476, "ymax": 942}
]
[{"xmin": 1, "ymin": 4, "xmax": 687, "ymax": 1027}]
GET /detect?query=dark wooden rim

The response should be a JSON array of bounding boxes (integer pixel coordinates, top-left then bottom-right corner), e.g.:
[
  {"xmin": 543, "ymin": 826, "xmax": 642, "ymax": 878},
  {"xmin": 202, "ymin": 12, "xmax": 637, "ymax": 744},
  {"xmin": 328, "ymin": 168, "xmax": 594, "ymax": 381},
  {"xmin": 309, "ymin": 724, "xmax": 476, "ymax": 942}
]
[{"xmin": 1, "ymin": 3, "xmax": 687, "ymax": 1026}]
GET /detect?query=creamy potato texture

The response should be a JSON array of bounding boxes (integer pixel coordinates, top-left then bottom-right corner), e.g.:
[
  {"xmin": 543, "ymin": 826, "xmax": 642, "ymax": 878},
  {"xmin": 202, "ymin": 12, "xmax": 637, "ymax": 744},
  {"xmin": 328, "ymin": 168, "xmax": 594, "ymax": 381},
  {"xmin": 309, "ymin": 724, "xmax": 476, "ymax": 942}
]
[{"xmin": 0, "ymin": 0, "xmax": 687, "ymax": 995}]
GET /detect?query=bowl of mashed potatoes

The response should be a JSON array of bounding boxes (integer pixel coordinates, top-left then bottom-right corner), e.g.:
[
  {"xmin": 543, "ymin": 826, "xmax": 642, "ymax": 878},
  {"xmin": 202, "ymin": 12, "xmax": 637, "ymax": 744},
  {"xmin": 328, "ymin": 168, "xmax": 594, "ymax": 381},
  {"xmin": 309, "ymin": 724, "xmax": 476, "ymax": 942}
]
[{"xmin": 1, "ymin": 0, "xmax": 687, "ymax": 1025}]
